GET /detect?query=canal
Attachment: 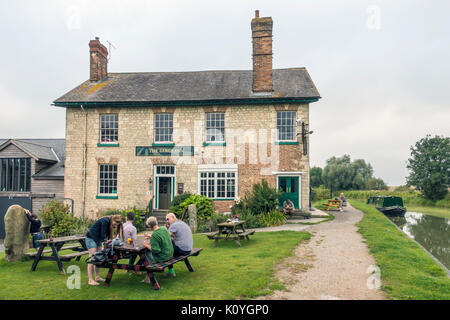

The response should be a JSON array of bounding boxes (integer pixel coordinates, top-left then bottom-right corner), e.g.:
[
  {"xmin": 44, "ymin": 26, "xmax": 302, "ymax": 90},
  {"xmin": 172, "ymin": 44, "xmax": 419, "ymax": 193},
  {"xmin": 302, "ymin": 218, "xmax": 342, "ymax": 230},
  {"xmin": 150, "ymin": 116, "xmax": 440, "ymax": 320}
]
[{"xmin": 388, "ymin": 211, "xmax": 450, "ymax": 270}]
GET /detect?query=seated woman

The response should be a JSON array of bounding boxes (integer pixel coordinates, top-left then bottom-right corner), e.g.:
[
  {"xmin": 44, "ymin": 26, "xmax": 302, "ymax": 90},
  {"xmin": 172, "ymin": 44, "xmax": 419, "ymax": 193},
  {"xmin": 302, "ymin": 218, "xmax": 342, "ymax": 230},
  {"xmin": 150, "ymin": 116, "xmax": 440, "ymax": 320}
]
[
  {"xmin": 339, "ymin": 193, "xmax": 348, "ymax": 212},
  {"xmin": 86, "ymin": 215, "xmax": 124, "ymax": 286},
  {"xmin": 142, "ymin": 216, "xmax": 174, "ymax": 284}
]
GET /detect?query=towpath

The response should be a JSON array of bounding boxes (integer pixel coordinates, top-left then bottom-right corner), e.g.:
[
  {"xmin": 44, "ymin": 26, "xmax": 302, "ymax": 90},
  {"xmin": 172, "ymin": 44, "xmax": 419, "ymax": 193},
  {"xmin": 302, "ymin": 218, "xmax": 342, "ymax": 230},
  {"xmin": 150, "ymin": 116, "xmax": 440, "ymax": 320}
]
[{"xmin": 255, "ymin": 204, "xmax": 386, "ymax": 300}]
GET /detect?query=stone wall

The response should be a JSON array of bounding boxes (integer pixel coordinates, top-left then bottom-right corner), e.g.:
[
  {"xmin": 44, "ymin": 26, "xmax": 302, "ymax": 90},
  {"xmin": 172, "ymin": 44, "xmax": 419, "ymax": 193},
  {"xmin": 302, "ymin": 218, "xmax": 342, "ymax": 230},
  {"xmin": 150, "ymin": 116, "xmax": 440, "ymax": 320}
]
[{"xmin": 65, "ymin": 103, "xmax": 310, "ymax": 218}]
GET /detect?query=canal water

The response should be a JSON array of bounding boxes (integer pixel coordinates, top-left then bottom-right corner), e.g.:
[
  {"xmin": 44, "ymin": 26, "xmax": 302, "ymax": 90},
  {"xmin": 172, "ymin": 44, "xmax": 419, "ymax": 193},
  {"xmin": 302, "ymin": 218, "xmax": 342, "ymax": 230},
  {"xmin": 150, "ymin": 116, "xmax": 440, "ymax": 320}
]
[{"xmin": 388, "ymin": 212, "xmax": 449, "ymax": 270}]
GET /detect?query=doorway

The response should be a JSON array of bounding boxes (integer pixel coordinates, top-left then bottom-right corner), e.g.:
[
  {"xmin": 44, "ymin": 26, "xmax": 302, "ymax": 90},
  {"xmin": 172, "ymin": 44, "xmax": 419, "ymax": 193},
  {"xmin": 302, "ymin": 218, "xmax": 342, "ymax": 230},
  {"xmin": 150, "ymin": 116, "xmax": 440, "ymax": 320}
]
[
  {"xmin": 278, "ymin": 176, "xmax": 299, "ymax": 209},
  {"xmin": 154, "ymin": 165, "xmax": 175, "ymax": 210},
  {"xmin": 158, "ymin": 177, "xmax": 172, "ymax": 210}
]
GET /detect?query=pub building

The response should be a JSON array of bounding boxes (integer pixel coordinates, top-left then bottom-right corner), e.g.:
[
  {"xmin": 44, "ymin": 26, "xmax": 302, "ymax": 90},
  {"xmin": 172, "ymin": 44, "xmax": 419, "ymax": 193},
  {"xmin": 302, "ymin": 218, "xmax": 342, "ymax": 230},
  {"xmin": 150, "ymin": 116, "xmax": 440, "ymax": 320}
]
[{"xmin": 53, "ymin": 11, "xmax": 320, "ymax": 219}]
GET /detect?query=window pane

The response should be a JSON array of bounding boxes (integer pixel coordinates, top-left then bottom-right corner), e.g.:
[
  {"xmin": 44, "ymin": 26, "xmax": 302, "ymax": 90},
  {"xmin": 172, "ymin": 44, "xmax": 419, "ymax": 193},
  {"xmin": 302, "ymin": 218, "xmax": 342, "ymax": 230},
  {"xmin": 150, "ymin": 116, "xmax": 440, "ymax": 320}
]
[
  {"xmin": 277, "ymin": 111, "xmax": 297, "ymax": 141},
  {"xmin": 100, "ymin": 114, "xmax": 118, "ymax": 142},
  {"xmin": 206, "ymin": 113, "xmax": 225, "ymax": 142}
]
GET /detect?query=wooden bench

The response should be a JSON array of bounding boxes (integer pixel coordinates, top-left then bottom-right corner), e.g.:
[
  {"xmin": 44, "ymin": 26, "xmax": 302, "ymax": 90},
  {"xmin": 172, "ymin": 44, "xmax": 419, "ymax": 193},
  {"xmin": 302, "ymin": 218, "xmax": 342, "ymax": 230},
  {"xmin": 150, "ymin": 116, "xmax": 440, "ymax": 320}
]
[
  {"xmin": 321, "ymin": 199, "xmax": 347, "ymax": 211},
  {"xmin": 59, "ymin": 250, "xmax": 89, "ymax": 261},
  {"xmin": 24, "ymin": 245, "xmax": 83, "ymax": 257},
  {"xmin": 206, "ymin": 230, "xmax": 255, "ymax": 240},
  {"xmin": 145, "ymin": 248, "xmax": 203, "ymax": 272},
  {"xmin": 89, "ymin": 247, "xmax": 203, "ymax": 290}
]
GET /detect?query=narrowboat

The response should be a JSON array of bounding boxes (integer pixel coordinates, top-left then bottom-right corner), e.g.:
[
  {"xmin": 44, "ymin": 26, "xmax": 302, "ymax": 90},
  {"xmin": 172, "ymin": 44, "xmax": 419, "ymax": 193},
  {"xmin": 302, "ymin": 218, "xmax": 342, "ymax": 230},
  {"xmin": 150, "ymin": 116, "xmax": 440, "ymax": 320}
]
[{"xmin": 367, "ymin": 196, "xmax": 406, "ymax": 216}]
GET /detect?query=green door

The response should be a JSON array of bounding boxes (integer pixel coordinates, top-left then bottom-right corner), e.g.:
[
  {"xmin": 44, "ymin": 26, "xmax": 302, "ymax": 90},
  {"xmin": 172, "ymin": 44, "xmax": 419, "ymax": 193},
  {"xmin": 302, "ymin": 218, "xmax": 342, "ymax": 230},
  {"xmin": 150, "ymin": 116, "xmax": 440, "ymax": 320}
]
[{"xmin": 278, "ymin": 176, "xmax": 299, "ymax": 209}]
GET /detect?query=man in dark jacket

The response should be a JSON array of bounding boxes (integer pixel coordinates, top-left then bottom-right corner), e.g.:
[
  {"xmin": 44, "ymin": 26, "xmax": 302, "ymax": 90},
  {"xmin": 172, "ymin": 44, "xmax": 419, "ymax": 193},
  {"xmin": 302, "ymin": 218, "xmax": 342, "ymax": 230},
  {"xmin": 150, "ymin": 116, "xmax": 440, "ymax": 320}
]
[{"xmin": 24, "ymin": 209, "xmax": 42, "ymax": 249}]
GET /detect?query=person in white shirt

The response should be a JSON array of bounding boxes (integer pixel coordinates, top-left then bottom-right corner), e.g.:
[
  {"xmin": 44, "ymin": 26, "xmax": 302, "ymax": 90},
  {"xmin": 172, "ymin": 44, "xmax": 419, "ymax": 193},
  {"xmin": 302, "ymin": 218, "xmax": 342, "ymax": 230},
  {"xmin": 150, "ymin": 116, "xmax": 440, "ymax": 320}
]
[{"xmin": 122, "ymin": 212, "xmax": 137, "ymax": 244}]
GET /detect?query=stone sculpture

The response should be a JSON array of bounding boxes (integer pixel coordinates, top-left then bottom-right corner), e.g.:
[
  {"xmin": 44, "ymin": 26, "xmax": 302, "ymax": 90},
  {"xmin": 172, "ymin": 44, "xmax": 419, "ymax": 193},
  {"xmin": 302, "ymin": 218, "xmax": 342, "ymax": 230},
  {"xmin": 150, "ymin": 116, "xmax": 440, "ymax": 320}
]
[{"xmin": 4, "ymin": 205, "xmax": 30, "ymax": 262}]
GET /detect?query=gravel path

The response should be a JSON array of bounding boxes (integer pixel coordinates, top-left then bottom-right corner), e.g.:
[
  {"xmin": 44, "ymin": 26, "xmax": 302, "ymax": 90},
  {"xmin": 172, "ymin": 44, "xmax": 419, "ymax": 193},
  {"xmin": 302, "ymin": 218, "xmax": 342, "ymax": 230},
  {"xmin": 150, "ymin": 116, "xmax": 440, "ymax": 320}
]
[{"xmin": 255, "ymin": 204, "xmax": 386, "ymax": 300}]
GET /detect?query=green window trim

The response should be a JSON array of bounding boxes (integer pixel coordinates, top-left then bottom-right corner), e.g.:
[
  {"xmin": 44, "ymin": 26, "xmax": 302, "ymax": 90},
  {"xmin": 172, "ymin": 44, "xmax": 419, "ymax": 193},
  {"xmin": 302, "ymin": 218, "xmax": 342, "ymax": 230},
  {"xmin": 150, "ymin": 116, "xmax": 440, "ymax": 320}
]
[
  {"xmin": 212, "ymin": 198, "xmax": 235, "ymax": 201},
  {"xmin": 203, "ymin": 142, "xmax": 226, "ymax": 146},
  {"xmin": 151, "ymin": 143, "xmax": 175, "ymax": 147},
  {"xmin": 96, "ymin": 195, "xmax": 119, "ymax": 199},
  {"xmin": 97, "ymin": 143, "xmax": 120, "ymax": 147},
  {"xmin": 275, "ymin": 141, "xmax": 299, "ymax": 145}
]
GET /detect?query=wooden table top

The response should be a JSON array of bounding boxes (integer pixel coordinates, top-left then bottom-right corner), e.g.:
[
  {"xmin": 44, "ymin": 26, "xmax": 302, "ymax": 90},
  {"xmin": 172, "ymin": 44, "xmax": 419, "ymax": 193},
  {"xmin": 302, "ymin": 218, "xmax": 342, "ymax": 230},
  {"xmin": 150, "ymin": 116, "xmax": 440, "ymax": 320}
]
[
  {"xmin": 217, "ymin": 221, "xmax": 246, "ymax": 227},
  {"xmin": 36, "ymin": 235, "xmax": 86, "ymax": 243}
]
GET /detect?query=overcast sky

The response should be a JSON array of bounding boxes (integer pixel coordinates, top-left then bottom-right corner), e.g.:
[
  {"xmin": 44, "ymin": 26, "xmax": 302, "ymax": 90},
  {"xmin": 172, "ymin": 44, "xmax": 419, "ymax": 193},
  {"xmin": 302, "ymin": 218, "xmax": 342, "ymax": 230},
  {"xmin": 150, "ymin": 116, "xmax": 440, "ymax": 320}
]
[{"xmin": 1, "ymin": 0, "xmax": 449, "ymax": 186}]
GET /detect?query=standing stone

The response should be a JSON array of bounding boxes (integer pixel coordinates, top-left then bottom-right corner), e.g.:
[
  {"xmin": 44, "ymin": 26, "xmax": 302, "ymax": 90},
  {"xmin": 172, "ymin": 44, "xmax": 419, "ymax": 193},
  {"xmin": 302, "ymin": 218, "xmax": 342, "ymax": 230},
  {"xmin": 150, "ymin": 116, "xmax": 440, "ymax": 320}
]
[
  {"xmin": 4, "ymin": 205, "xmax": 30, "ymax": 262},
  {"xmin": 188, "ymin": 204, "xmax": 197, "ymax": 233}
]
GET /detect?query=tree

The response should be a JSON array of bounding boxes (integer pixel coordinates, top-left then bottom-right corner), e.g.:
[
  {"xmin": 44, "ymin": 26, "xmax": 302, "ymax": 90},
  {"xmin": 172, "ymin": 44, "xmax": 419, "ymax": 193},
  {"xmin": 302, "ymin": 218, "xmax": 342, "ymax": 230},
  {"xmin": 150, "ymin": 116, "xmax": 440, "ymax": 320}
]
[
  {"xmin": 366, "ymin": 177, "xmax": 388, "ymax": 190},
  {"xmin": 322, "ymin": 155, "xmax": 355, "ymax": 190},
  {"xmin": 322, "ymin": 155, "xmax": 376, "ymax": 190},
  {"xmin": 352, "ymin": 159, "xmax": 374, "ymax": 189},
  {"xmin": 310, "ymin": 166, "xmax": 323, "ymax": 188},
  {"xmin": 406, "ymin": 135, "xmax": 450, "ymax": 201}
]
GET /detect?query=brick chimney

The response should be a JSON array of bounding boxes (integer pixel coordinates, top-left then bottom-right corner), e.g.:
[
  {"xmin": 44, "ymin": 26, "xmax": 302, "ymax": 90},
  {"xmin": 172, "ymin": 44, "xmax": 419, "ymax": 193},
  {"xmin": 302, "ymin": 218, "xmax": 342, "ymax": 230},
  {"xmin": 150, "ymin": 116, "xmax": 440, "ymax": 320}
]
[
  {"xmin": 89, "ymin": 37, "xmax": 108, "ymax": 82},
  {"xmin": 251, "ymin": 10, "xmax": 273, "ymax": 93}
]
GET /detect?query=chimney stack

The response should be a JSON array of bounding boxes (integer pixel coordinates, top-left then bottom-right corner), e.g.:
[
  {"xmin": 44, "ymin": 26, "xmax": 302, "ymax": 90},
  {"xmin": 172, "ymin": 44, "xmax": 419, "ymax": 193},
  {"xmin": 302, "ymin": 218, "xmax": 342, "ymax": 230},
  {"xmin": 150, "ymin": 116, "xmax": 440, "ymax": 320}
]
[
  {"xmin": 89, "ymin": 37, "xmax": 108, "ymax": 82},
  {"xmin": 251, "ymin": 10, "xmax": 273, "ymax": 93}
]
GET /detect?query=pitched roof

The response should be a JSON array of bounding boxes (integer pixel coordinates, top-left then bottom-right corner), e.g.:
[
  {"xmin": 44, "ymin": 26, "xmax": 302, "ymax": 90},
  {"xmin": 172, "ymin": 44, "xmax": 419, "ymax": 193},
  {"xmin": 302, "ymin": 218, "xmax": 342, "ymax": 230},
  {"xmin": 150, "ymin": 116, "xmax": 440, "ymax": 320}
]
[
  {"xmin": 33, "ymin": 161, "xmax": 65, "ymax": 179},
  {"xmin": 0, "ymin": 139, "xmax": 65, "ymax": 178},
  {"xmin": 53, "ymin": 68, "xmax": 320, "ymax": 105}
]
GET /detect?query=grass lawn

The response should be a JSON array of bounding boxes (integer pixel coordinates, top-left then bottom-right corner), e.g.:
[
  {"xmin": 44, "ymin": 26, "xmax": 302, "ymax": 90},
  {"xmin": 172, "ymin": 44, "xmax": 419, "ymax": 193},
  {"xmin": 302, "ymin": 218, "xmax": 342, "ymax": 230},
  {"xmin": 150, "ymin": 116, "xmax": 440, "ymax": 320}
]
[
  {"xmin": 405, "ymin": 205, "xmax": 450, "ymax": 220},
  {"xmin": 0, "ymin": 230, "xmax": 310, "ymax": 300},
  {"xmin": 352, "ymin": 200, "xmax": 450, "ymax": 300}
]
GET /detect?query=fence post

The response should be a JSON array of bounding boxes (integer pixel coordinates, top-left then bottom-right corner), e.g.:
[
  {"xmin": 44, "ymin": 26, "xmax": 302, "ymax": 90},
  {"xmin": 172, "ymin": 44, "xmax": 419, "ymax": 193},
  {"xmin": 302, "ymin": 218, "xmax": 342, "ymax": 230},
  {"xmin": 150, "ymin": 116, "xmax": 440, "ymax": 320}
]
[{"xmin": 188, "ymin": 204, "xmax": 197, "ymax": 233}]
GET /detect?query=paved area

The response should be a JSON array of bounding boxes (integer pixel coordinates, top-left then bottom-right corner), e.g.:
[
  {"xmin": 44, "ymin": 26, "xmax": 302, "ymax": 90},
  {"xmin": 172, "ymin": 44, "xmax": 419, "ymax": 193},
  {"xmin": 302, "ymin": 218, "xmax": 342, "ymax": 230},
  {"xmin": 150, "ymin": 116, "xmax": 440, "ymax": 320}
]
[
  {"xmin": 255, "ymin": 204, "xmax": 386, "ymax": 300},
  {"xmin": 0, "ymin": 240, "xmax": 4, "ymax": 253}
]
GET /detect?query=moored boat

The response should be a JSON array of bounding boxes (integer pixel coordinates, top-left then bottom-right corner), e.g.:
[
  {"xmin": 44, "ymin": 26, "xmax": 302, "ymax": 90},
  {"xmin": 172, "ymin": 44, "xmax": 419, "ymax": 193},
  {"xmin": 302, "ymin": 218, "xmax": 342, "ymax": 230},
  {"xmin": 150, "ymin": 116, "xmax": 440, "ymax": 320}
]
[{"xmin": 367, "ymin": 196, "xmax": 406, "ymax": 216}]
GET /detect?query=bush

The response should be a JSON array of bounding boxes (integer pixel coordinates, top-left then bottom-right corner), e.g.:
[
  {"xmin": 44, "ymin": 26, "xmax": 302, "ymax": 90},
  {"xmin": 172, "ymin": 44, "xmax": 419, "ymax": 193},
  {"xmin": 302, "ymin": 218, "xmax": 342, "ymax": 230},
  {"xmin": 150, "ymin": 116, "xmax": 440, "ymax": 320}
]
[
  {"xmin": 236, "ymin": 207, "xmax": 266, "ymax": 229},
  {"xmin": 39, "ymin": 200, "xmax": 76, "ymax": 237},
  {"xmin": 169, "ymin": 193, "xmax": 193, "ymax": 216},
  {"xmin": 103, "ymin": 207, "xmax": 146, "ymax": 232},
  {"xmin": 178, "ymin": 194, "xmax": 214, "ymax": 221},
  {"xmin": 71, "ymin": 217, "xmax": 95, "ymax": 236},
  {"xmin": 258, "ymin": 209, "xmax": 286, "ymax": 227},
  {"xmin": 311, "ymin": 186, "xmax": 331, "ymax": 201},
  {"xmin": 197, "ymin": 212, "xmax": 228, "ymax": 233},
  {"xmin": 244, "ymin": 179, "xmax": 281, "ymax": 215}
]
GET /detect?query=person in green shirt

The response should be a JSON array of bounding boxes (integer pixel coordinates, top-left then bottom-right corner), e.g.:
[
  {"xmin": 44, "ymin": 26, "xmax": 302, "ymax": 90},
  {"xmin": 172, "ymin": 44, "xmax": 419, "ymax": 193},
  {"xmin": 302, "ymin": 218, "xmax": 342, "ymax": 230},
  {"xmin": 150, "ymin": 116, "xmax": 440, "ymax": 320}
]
[{"xmin": 142, "ymin": 216, "xmax": 174, "ymax": 284}]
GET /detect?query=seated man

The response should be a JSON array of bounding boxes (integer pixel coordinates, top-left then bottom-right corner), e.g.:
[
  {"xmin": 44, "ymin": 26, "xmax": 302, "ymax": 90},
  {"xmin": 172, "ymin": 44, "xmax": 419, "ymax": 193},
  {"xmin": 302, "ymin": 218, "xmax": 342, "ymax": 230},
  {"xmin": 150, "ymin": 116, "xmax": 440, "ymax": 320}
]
[
  {"xmin": 283, "ymin": 199, "xmax": 295, "ymax": 216},
  {"xmin": 165, "ymin": 213, "xmax": 193, "ymax": 278},
  {"xmin": 142, "ymin": 216, "xmax": 174, "ymax": 284}
]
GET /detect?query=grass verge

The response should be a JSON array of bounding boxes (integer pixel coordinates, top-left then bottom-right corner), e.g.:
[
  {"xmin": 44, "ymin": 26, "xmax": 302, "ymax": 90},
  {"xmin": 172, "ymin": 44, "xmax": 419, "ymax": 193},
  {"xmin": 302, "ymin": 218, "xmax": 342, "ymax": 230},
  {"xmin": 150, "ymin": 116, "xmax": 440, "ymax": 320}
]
[
  {"xmin": 352, "ymin": 200, "xmax": 450, "ymax": 300},
  {"xmin": 405, "ymin": 206, "xmax": 450, "ymax": 220},
  {"xmin": 0, "ymin": 231, "xmax": 310, "ymax": 300}
]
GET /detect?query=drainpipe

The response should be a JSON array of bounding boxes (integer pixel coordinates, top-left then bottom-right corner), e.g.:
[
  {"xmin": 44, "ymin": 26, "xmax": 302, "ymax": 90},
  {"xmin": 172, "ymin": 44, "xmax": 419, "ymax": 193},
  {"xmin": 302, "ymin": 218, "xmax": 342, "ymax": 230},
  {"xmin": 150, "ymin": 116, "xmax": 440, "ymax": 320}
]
[{"xmin": 81, "ymin": 105, "xmax": 87, "ymax": 218}]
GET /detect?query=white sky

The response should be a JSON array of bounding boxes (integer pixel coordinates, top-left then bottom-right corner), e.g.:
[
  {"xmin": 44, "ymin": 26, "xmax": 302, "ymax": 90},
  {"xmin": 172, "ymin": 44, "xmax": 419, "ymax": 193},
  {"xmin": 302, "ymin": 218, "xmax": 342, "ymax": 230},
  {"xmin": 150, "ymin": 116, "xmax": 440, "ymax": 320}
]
[{"xmin": 0, "ymin": 0, "xmax": 449, "ymax": 186}]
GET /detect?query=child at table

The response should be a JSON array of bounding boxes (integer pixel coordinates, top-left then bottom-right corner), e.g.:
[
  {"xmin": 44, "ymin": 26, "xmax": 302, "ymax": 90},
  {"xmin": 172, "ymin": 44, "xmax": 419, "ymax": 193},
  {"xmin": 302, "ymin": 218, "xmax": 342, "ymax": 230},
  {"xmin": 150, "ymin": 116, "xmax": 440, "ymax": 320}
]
[{"xmin": 24, "ymin": 209, "xmax": 42, "ymax": 250}]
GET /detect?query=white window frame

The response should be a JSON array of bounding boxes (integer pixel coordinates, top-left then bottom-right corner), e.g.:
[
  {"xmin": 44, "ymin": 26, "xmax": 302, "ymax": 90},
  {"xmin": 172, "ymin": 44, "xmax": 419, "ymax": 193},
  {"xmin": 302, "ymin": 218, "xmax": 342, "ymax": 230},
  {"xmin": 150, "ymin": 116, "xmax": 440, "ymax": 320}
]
[
  {"xmin": 205, "ymin": 112, "xmax": 225, "ymax": 143},
  {"xmin": 276, "ymin": 111, "xmax": 297, "ymax": 142},
  {"xmin": 99, "ymin": 114, "xmax": 119, "ymax": 144},
  {"xmin": 198, "ymin": 164, "xmax": 238, "ymax": 200},
  {"xmin": 98, "ymin": 164, "xmax": 118, "ymax": 195},
  {"xmin": 154, "ymin": 113, "xmax": 174, "ymax": 143}
]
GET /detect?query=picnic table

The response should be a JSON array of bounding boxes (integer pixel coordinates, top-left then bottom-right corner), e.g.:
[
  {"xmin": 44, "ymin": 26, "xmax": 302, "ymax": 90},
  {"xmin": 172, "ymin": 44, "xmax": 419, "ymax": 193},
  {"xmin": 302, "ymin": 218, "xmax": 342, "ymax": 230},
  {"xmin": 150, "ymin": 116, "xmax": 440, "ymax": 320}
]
[
  {"xmin": 89, "ymin": 239, "xmax": 202, "ymax": 290},
  {"xmin": 28, "ymin": 235, "xmax": 88, "ymax": 274},
  {"xmin": 207, "ymin": 220, "xmax": 255, "ymax": 247},
  {"xmin": 321, "ymin": 199, "xmax": 346, "ymax": 211}
]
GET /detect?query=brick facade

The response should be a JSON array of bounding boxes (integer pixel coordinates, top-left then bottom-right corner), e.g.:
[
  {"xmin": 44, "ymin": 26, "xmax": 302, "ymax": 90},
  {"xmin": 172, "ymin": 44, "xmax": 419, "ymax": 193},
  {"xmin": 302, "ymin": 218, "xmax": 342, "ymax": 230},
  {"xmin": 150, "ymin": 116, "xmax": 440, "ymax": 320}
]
[{"xmin": 65, "ymin": 103, "xmax": 310, "ymax": 218}]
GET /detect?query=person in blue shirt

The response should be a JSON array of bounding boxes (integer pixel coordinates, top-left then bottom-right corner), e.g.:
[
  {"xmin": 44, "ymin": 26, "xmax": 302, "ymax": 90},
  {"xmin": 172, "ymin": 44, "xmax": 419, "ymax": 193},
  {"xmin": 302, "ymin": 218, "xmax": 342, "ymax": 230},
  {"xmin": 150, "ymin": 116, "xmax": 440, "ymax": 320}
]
[
  {"xmin": 24, "ymin": 209, "xmax": 42, "ymax": 250},
  {"xmin": 86, "ymin": 215, "xmax": 124, "ymax": 286}
]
